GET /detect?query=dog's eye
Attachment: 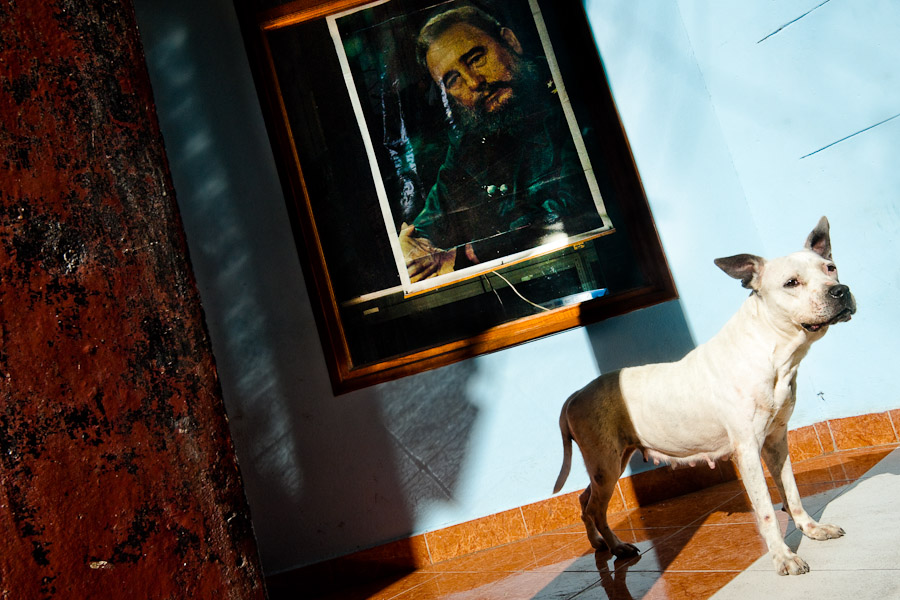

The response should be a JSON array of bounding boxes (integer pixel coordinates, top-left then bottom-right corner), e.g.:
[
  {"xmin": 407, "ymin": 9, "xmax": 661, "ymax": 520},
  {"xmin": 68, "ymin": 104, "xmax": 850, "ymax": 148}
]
[
  {"xmin": 784, "ymin": 278, "xmax": 800, "ymax": 288},
  {"xmin": 826, "ymin": 264, "xmax": 836, "ymax": 273}
]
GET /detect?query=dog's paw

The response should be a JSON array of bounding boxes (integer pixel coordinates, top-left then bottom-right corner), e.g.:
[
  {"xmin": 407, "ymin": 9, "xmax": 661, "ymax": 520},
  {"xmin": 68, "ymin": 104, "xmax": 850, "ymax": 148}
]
[
  {"xmin": 773, "ymin": 552, "xmax": 810, "ymax": 576},
  {"xmin": 611, "ymin": 542, "xmax": 639, "ymax": 558},
  {"xmin": 801, "ymin": 522, "xmax": 845, "ymax": 541}
]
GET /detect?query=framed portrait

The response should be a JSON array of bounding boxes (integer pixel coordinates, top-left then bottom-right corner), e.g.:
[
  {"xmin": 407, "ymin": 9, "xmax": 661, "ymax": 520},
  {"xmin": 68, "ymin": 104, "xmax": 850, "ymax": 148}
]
[{"xmin": 238, "ymin": 0, "xmax": 677, "ymax": 393}]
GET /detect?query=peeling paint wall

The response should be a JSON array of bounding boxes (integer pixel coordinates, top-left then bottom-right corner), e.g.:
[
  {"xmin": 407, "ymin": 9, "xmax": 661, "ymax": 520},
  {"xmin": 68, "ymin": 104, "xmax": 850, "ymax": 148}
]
[{"xmin": 0, "ymin": 2, "xmax": 265, "ymax": 598}]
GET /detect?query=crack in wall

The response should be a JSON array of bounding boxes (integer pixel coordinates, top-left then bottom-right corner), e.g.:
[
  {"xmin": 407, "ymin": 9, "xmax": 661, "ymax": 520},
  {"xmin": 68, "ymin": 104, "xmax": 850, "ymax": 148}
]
[
  {"xmin": 758, "ymin": 0, "xmax": 833, "ymax": 43},
  {"xmin": 800, "ymin": 112, "xmax": 900, "ymax": 159}
]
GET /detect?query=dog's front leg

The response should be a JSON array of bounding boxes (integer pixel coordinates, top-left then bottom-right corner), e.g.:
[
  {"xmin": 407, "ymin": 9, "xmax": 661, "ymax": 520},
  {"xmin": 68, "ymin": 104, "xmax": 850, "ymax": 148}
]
[
  {"xmin": 762, "ymin": 428, "xmax": 845, "ymax": 541},
  {"xmin": 733, "ymin": 442, "xmax": 809, "ymax": 575}
]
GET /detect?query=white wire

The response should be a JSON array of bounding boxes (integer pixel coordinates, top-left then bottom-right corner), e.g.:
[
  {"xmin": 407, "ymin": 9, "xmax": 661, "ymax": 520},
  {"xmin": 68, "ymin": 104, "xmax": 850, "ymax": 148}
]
[{"xmin": 488, "ymin": 270, "xmax": 551, "ymax": 312}]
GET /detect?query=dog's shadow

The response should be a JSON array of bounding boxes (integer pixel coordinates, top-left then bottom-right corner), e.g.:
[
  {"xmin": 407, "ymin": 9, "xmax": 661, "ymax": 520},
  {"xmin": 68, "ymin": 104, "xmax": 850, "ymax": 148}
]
[
  {"xmin": 781, "ymin": 447, "xmax": 900, "ymax": 552},
  {"xmin": 594, "ymin": 552, "xmax": 642, "ymax": 600}
]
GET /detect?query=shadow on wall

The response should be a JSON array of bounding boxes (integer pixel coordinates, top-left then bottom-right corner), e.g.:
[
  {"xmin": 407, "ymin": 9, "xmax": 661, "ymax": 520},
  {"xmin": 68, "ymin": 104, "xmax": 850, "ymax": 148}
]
[
  {"xmin": 134, "ymin": 0, "xmax": 696, "ymax": 586},
  {"xmin": 132, "ymin": 0, "xmax": 481, "ymax": 581}
]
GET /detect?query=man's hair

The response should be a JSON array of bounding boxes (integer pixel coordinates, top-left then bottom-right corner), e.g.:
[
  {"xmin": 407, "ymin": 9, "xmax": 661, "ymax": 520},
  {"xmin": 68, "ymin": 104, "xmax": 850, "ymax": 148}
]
[{"xmin": 416, "ymin": 5, "xmax": 505, "ymax": 67}]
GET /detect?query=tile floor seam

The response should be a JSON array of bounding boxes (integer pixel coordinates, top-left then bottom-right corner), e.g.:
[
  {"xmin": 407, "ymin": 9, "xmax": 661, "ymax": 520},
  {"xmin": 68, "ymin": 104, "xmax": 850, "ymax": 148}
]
[
  {"xmin": 570, "ymin": 579, "xmax": 612, "ymax": 600},
  {"xmin": 889, "ymin": 410, "xmax": 900, "ymax": 440},
  {"xmin": 517, "ymin": 505, "xmax": 530, "ymax": 538},
  {"xmin": 622, "ymin": 570, "xmax": 749, "ymax": 575},
  {"xmin": 384, "ymin": 573, "xmax": 442, "ymax": 600},
  {"xmin": 421, "ymin": 532, "xmax": 435, "ymax": 568}
]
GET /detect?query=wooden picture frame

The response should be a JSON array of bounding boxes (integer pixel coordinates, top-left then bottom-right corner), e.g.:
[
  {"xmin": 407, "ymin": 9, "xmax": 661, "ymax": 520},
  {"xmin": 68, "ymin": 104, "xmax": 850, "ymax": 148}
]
[{"xmin": 236, "ymin": 0, "xmax": 677, "ymax": 394}]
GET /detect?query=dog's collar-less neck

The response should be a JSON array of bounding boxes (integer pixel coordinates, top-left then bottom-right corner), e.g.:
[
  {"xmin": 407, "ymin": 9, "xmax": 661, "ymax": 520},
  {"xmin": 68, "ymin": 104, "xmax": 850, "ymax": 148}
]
[{"xmin": 736, "ymin": 295, "xmax": 815, "ymax": 365}]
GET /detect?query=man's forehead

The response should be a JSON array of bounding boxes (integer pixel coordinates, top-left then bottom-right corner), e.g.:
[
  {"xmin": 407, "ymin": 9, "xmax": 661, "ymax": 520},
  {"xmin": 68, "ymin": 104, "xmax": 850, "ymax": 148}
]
[{"xmin": 425, "ymin": 23, "xmax": 493, "ymax": 68}]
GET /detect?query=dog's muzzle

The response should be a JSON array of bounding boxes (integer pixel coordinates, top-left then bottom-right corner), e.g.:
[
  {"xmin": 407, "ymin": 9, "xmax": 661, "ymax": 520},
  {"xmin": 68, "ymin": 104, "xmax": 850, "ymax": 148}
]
[{"xmin": 803, "ymin": 284, "xmax": 856, "ymax": 332}]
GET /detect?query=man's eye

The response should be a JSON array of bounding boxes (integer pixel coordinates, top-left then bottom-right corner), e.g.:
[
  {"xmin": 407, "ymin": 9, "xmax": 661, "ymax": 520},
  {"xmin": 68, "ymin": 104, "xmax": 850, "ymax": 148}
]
[
  {"xmin": 784, "ymin": 278, "xmax": 800, "ymax": 288},
  {"xmin": 466, "ymin": 49, "xmax": 486, "ymax": 68},
  {"xmin": 444, "ymin": 73, "xmax": 460, "ymax": 89}
]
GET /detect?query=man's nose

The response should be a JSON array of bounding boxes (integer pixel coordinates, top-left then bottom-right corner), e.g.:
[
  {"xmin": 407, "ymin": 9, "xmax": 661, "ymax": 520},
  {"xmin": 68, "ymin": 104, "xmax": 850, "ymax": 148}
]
[{"xmin": 462, "ymin": 70, "xmax": 487, "ymax": 91}]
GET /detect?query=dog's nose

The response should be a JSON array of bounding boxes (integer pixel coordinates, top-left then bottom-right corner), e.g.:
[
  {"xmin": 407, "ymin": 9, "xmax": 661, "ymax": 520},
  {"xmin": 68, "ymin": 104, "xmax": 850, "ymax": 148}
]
[{"xmin": 829, "ymin": 284, "xmax": 849, "ymax": 299}]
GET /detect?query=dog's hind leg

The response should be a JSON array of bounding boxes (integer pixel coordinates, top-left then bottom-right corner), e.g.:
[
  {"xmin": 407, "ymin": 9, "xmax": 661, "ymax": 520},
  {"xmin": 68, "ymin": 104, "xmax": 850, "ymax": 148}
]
[
  {"xmin": 762, "ymin": 427, "xmax": 845, "ymax": 541},
  {"xmin": 581, "ymin": 449, "xmax": 639, "ymax": 558},
  {"xmin": 578, "ymin": 485, "xmax": 605, "ymax": 550}
]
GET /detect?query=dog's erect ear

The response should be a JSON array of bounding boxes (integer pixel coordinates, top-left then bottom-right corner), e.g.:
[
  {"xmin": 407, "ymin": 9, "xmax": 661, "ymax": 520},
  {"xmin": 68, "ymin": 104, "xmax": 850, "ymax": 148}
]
[
  {"xmin": 804, "ymin": 216, "xmax": 832, "ymax": 259},
  {"xmin": 714, "ymin": 254, "xmax": 766, "ymax": 290}
]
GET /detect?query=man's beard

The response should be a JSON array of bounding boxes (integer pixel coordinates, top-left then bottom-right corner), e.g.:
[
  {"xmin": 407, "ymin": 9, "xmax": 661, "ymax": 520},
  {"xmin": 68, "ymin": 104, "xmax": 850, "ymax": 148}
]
[{"xmin": 451, "ymin": 58, "xmax": 546, "ymax": 139}]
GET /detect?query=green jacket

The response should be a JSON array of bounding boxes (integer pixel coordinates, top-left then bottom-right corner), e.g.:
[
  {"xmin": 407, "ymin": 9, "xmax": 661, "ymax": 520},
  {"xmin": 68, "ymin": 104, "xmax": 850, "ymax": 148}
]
[{"xmin": 412, "ymin": 95, "xmax": 604, "ymax": 266}]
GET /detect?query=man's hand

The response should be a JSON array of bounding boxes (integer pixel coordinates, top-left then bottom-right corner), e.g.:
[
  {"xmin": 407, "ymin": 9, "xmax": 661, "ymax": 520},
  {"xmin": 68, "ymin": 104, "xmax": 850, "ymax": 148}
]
[{"xmin": 399, "ymin": 223, "xmax": 457, "ymax": 282}]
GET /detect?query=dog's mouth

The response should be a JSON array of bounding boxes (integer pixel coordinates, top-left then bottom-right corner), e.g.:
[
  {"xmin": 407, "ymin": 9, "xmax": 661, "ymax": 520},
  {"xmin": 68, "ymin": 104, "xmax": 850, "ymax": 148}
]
[{"xmin": 802, "ymin": 307, "xmax": 854, "ymax": 333}]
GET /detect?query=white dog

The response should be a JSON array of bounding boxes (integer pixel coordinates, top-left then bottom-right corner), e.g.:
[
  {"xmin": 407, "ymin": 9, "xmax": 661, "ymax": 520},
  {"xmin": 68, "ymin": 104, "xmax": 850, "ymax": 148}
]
[{"xmin": 554, "ymin": 217, "xmax": 856, "ymax": 575}]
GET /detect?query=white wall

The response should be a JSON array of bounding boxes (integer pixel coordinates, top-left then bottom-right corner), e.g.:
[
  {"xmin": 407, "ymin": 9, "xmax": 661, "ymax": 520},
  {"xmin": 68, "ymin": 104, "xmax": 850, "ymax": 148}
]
[{"xmin": 135, "ymin": 0, "xmax": 900, "ymax": 574}]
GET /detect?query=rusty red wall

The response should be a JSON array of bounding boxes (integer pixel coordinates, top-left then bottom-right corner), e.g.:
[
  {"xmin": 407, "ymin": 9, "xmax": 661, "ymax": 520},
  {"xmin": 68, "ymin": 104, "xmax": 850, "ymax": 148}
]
[{"xmin": 0, "ymin": 2, "xmax": 266, "ymax": 598}]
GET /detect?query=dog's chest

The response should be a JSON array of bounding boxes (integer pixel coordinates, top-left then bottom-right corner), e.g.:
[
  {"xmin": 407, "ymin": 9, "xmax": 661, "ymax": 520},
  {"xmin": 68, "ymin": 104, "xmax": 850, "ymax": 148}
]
[{"xmin": 753, "ymin": 362, "xmax": 799, "ymax": 431}]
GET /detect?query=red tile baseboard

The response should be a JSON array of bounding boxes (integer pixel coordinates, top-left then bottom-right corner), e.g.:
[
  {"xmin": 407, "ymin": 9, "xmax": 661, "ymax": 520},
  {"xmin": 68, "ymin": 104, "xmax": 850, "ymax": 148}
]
[{"xmin": 267, "ymin": 409, "xmax": 900, "ymax": 592}]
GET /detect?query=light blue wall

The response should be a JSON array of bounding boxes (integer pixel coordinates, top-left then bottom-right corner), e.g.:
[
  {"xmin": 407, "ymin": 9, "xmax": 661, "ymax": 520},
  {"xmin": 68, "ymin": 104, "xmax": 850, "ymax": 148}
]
[
  {"xmin": 134, "ymin": 0, "xmax": 900, "ymax": 574},
  {"xmin": 669, "ymin": 0, "xmax": 900, "ymax": 426}
]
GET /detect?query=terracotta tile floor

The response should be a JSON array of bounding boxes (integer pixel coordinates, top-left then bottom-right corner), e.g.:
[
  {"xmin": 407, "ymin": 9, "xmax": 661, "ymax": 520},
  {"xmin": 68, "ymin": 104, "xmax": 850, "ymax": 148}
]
[{"xmin": 275, "ymin": 445, "xmax": 899, "ymax": 600}]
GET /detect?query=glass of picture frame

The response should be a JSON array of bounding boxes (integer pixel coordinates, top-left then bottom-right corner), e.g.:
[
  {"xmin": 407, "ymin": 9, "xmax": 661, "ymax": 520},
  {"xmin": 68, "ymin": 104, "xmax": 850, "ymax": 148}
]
[{"xmin": 237, "ymin": 0, "xmax": 677, "ymax": 393}]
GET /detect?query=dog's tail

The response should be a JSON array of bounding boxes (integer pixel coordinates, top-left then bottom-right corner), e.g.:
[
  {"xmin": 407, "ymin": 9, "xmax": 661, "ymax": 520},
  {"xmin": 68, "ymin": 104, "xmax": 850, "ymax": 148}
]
[{"xmin": 553, "ymin": 397, "xmax": 574, "ymax": 494}]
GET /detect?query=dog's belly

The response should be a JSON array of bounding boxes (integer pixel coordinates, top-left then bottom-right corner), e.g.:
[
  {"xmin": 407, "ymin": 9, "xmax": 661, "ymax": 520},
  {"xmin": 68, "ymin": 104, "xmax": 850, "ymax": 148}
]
[
  {"xmin": 619, "ymin": 362, "xmax": 735, "ymax": 462},
  {"xmin": 640, "ymin": 446, "xmax": 733, "ymax": 469},
  {"xmin": 634, "ymin": 426, "xmax": 733, "ymax": 465}
]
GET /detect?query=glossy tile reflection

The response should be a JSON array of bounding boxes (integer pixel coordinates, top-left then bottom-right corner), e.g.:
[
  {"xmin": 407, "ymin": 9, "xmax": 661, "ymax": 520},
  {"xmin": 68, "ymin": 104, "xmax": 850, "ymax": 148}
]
[{"xmin": 269, "ymin": 445, "xmax": 900, "ymax": 600}]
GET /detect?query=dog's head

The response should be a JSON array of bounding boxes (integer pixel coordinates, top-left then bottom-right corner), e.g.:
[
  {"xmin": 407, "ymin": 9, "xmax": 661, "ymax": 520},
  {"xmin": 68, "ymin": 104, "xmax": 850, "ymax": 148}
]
[{"xmin": 714, "ymin": 216, "xmax": 856, "ymax": 335}]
